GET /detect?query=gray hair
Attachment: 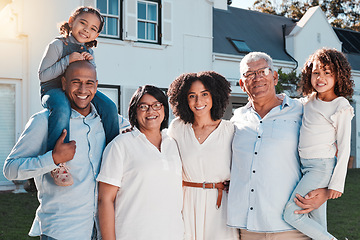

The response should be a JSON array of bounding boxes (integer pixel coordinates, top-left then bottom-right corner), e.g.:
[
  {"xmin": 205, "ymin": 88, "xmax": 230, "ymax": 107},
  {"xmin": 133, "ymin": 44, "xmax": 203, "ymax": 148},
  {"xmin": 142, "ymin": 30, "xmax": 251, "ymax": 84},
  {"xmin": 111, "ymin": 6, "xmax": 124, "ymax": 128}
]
[{"xmin": 240, "ymin": 52, "xmax": 274, "ymax": 77}]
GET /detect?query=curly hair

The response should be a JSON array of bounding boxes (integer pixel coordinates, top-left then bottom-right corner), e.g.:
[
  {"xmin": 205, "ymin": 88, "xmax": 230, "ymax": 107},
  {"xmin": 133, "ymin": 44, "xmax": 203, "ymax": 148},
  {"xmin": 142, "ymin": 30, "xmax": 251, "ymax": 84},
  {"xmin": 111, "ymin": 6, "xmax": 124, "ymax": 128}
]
[
  {"xmin": 128, "ymin": 85, "xmax": 169, "ymax": 131},
  {"xmin": 59, "ymin": 6, "xmax": 104, "ymax": 48},
  {"xmin": 300, "ymin": 48, "xmax": 354, "ymax": 98},
  {"xmin": 167, "ymin": 71, "xmax": 231, "ymax": 124}
]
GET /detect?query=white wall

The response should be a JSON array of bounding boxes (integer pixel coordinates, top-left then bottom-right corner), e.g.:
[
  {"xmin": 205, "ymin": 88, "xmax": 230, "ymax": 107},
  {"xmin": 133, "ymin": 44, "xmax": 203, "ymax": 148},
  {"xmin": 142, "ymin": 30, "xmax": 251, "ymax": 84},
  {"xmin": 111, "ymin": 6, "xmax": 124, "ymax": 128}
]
[
  {"xmin": 0, "ymin": 0, "xmax": 216, "ymax": 189},
  {"xmin": 1, "ymin": 0, "xmax": 215, "ymax": 117}
]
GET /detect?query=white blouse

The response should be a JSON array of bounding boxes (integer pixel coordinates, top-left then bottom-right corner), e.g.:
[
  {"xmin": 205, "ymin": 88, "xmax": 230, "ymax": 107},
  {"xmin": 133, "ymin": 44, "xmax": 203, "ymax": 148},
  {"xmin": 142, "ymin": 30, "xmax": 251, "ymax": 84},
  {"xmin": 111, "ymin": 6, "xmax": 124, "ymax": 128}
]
[
  {"xmin": 299, "ymin": 93, "xmax": 354, "ymax": 192},
  {"xmin": 97, "ymin": 128, "xmax": 184, "ymax": 240}
]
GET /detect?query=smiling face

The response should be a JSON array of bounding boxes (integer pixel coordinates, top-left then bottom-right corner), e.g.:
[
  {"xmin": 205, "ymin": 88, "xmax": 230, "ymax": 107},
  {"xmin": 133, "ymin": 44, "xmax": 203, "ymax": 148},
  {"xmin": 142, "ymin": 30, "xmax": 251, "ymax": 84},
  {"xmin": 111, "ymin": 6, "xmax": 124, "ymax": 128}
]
[
  {"xmin": 62, "ymin": 61, "xmax": 98, "ymax": 116},
  {"xmin": 239, "ymin": 58, "xmax": 278, "ymax": 103},
  {"xmin": 187, "ymin": 80, "xmax": 213, "ymax": 119},
  {"xmin": 136, "ymin": 94, "xmax": 165, "ymax": 133},
  {"xmin": 311, "ymin": 60, "xmax": 337, "ymax": 101},
  {"xmin": 69, "ymin": 12, "xmax": 101, "ymax": 43}
]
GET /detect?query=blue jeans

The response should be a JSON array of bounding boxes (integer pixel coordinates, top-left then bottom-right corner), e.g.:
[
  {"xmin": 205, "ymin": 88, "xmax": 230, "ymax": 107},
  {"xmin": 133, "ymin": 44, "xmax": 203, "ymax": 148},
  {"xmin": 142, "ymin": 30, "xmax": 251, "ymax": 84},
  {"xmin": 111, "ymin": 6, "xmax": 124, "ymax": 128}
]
[
  {"xmin": 283, "ymin": 157, "xmax": 336, "ymax": 240},
  {"xmin": 41, "ymin": 87, "xmax": 119, "ymax": 151}
]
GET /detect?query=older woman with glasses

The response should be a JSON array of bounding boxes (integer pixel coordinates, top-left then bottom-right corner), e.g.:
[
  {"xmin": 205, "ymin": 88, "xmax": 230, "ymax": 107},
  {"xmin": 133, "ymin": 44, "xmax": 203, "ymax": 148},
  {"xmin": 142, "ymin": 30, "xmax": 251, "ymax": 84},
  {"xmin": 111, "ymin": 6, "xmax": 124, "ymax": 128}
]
[
  {"xmin": 97, "ymin": 85, "xmax": 184, "ymax": 240},
  {"xmin": 167, "ymin": 71, "xmax": 239, "ymax": 240}
]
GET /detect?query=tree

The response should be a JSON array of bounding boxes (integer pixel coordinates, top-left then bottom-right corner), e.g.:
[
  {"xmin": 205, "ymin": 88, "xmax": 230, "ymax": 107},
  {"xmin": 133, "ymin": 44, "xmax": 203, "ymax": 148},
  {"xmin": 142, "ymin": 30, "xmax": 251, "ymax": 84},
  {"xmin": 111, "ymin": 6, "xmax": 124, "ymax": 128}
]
[
  {"xmin": 253, "ymin": 0, "xmax": 276, "ymax": 15},
  {"xmin": 252, "ymin": 0, "xmax": 360, "ymax": 31},
  {"xmin": 275, "ymin": 68, "xmax": 302, "ymax": 97}
]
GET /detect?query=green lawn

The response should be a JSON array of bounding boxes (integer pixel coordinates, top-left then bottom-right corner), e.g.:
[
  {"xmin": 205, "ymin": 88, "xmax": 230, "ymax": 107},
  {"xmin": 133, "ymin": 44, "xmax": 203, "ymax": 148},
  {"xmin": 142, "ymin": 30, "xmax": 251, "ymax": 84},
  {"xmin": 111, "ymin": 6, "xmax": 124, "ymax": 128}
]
[{"xmin": 0, "ymin": 169, "xmax": 359, "ymax": 239}]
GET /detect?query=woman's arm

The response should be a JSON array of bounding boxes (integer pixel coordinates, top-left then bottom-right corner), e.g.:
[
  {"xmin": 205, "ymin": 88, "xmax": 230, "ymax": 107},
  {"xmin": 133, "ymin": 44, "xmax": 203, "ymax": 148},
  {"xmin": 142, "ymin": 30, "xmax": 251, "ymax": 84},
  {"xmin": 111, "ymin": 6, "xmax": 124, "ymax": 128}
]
[{"xmin": 98, "ymin": 181, "xmax": 119, "ymax": 240}]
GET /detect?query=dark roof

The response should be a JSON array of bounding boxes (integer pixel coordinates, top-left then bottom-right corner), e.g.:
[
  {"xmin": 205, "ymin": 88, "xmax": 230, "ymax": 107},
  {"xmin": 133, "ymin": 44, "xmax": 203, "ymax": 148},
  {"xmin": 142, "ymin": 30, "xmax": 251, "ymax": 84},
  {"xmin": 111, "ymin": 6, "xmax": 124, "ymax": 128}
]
[
  {"xmin": 213, "ymin": 7, "xmax": 360, "ymax": 71},
  {"xmin": 334, "ymin": 28, "xmax": 360, "ymax": 54},
  {"xmin": 213, "ymin": 6, "xmax": 297, "ymax": 62},
  {"xmin": 344, "ymin": 53, "xmax": 360, "ymax": 71},
  {"xmin": 334, "ymin": 28, "xmax": 360, "ymax": 71}
]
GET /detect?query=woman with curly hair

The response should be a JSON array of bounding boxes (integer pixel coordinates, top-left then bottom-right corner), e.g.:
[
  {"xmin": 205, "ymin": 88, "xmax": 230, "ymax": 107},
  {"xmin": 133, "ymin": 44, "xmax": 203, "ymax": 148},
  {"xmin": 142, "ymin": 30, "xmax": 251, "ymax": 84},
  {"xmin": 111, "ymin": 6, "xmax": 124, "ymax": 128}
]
[
  {"xmin": 283, "ymin": 48, "xmax": 354, "ymax": 240},
  {"xmin": 167, "ymin": 71, "xmax": 239, "ymax": 240}
]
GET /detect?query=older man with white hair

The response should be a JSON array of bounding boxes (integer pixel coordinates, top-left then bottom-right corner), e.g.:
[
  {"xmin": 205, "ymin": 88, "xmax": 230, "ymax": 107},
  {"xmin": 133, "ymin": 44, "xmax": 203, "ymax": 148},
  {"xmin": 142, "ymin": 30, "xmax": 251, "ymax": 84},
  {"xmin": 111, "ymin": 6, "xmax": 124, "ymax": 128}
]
[{"xmin": 228, "ymin": 52, "xmax": 329, "ymax": 240}]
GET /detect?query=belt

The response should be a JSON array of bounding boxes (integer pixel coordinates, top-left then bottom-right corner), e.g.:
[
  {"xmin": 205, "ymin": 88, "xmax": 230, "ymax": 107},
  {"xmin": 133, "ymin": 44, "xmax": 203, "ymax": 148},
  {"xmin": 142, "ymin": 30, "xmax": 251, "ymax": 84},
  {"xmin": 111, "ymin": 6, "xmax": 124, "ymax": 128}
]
[{"xmin": 182, "ymin": 180, "xmax": 225, "ymax": 209}]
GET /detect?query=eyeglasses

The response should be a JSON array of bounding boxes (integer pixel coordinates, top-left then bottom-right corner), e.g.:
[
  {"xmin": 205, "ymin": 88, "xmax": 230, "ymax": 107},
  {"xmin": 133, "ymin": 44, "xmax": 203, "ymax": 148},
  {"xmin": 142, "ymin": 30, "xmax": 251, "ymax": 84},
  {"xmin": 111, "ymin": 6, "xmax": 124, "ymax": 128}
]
[
  {"xmin": 138, "ymin": 102, "xmax": 163, "ymax": 112},
  {"xmin": 243, "ymin": 67, "xmax": 272, "ymax": 80}
]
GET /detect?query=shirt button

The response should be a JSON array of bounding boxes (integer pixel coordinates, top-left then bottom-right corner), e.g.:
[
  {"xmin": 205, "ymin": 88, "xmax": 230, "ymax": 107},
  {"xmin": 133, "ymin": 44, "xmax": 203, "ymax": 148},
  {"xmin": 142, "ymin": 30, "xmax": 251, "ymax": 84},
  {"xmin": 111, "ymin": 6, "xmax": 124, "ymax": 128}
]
[
  {"xmin": 252, "ymin": 170, "xmax": 256, "ymax": 173},
  {"xmin": 258, "ymin": 136, "xmax": 261, "ymax": 138},
  {"xmin": 254, "ymin": 152, "xmax": 257, "ymax": 155},
  {"xmin": 250, "ymin": 207, "xmax": 254, "ymax": 210},
  {"xmin": 260, "ymin": 121, "xmax": 262, "ymax": 123},
  {"xmin": 251, "ymin": 189, "xmax": 254, "ymax": 192}
]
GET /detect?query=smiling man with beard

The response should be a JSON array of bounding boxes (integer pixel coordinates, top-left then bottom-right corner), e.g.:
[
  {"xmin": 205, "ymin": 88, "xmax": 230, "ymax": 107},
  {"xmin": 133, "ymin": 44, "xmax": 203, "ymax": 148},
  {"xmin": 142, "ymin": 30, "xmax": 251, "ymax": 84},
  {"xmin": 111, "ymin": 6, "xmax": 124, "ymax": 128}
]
[{"xmin": 3, "ymin": 60, "xmax": 129, "ymax": 240}]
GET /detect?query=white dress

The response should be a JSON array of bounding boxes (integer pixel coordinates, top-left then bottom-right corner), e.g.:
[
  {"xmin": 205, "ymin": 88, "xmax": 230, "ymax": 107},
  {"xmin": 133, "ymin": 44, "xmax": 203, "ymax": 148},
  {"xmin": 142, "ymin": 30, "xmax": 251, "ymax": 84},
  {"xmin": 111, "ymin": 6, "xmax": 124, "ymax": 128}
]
[
  {"xmin": 97, "ymin": 128, "xmax": 184, "ymax": 240},
  {"xmin": 168, "ymin": 118, "xmax": 239, "ymax": 240}
]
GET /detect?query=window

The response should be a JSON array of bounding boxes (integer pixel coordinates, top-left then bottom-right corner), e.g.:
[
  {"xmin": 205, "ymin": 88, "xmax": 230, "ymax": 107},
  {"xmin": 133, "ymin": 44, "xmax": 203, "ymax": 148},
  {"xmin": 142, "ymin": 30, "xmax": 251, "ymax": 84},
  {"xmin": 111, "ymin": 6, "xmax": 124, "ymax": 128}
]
[
  {"xmin": 137, "ymin": 0, "xmax": 160, "ymax": 43},
  {"xmin": 97, "ymin": 0, "xmax": 122, "ymax": 38},
  {"xmin": 228, "ymin": 38, "xmax": 252, "ymax": 53},
  {"xmin": 98, "ymin": 84, "xmax": 121, "ymax": 113},
  {"xmin": 98, "ymin": 0, "xmax": 172, "ymax": 45},
  {"xmin": 0, "ymin": 81, "xmax": 20, "ymax": 184}
]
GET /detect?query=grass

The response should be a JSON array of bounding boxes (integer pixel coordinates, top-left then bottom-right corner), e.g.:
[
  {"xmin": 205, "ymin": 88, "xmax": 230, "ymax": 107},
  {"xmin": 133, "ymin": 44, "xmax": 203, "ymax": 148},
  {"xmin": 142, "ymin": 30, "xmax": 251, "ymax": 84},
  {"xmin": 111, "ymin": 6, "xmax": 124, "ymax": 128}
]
[
  {"xmin": 0, "ymin": 191, "xmax": 39, "ymax": 240},
  {"xmin": 0, "ymin": 169, "xmax": 359, "ymax": 239},
  {"xmin": 327, "ymin": 168, "xmax": 360, "ymax": 239}
]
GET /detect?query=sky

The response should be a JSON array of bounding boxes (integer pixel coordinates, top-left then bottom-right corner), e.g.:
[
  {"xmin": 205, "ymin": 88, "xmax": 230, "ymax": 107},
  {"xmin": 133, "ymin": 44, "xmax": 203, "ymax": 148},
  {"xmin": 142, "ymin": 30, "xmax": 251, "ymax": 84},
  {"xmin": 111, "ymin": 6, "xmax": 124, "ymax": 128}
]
[
  {"xmin": 230, "ymin": 0, "xmax": 256, "ymax": 9},
  {"xmin": 230, "ymin": 0, "xmax": 282, "ymax": 9}
]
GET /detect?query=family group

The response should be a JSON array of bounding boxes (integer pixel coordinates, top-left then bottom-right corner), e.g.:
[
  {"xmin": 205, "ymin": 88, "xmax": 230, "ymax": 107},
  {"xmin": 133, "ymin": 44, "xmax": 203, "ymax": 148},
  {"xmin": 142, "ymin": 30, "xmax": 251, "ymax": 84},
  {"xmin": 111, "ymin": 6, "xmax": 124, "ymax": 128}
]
[{"xmin": 3, "ymin": 6, "xmax": 354, "ymax": 240}]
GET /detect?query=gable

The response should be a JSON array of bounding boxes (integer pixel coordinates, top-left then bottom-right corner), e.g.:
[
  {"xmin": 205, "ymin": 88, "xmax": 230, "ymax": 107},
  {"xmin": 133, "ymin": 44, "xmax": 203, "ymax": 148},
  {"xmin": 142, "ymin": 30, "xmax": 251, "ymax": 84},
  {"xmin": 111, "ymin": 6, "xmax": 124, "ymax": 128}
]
[{"xmin": 289, "ymin": 6, "xmax": 340, "ymax": 45}]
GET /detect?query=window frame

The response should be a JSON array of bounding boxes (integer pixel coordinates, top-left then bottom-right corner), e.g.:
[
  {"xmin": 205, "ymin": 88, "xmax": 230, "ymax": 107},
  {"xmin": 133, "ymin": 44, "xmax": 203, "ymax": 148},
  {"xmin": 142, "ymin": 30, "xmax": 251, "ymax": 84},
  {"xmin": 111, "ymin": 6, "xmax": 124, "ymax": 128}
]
[
  {"xmin": 97, "ymin": 0, "xmax": 123, "ymax": 40},
  {"xmin": 97, "ymin": 84, "xmax": 121, "ymax": 113},
  {"xmin": 0, "ymin": 79, "xmax": 22, "ymax": 184},
  {"xmin": 137, "ymin": 0, "xmax": 161, "ymax": 44}
]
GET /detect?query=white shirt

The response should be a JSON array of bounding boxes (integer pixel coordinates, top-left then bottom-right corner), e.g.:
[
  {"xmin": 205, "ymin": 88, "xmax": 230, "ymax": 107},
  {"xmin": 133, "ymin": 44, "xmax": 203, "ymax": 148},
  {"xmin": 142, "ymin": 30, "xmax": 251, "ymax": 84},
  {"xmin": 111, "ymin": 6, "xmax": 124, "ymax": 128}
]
[
  {"xmin": 299, "ymin": 93, "xmax": 354, "ymax": 192},
  {"xmin": 97, "ymin": 128, "xmax": 184, "ymax": 240}
]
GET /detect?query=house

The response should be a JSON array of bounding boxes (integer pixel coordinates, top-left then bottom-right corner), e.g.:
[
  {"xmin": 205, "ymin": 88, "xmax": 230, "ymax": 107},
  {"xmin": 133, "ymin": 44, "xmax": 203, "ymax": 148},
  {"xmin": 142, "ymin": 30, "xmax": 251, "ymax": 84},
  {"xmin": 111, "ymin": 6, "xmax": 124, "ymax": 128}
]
[
  {"xmin": 212, "ymin": 5, "xmax": 360, "ymax": 168},
  {"xmin": 0, "ymin": 0, "xmax": 222, "ymax": 190},
  {"xmin": 0, "ymin": 0, "xmax": 359, "ymax": 191}
]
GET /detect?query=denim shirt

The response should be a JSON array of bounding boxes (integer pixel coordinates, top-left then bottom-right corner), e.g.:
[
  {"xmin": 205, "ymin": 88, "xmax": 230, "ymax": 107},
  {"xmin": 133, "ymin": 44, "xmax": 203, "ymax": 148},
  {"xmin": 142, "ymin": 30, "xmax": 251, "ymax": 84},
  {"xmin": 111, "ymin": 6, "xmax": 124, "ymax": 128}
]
[
  {"xmin": 228, "ymin": 94, "xmax": 303, "ymax": 232},
  {"xmin": 3, "ymin": 105, "xmax": 129, "ymax": 239}
]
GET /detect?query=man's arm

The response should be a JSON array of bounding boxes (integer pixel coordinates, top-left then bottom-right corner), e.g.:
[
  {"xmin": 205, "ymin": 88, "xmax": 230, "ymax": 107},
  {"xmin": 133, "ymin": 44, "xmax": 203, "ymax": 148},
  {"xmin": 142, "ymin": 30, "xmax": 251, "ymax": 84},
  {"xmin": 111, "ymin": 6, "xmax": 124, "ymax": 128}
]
[
  {"xmin": 3, "ymin": 112, "xmax": 57, "ymax": 180},
  {"xmin": 3, "ymin": 111, "xmax": 75, "ymax": 180},
  {"xmin": 294, "ymin": 188, "xmax": 329, "ymax": 214},
  {"xmin": 118, "ymin": 115, "xmax": 130, "ymax": 133}
]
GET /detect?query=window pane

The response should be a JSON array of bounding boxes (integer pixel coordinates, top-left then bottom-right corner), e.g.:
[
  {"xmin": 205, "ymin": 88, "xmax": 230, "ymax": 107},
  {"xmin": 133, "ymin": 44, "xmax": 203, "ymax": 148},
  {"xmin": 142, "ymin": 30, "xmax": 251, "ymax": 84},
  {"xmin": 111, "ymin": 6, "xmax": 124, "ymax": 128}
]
[
  {"xmin": 0, "ymin": 83, "xmax": 16, "ymax": 182},
  {"xmin": 147, "ymin": 22, "xmax": 155, "ymax": 40},
  {"xmin": 109, "ymin": 0, "xmax": 119, "ymax": 15},
  {"xmin": 97, "ymin": 0, "xmax": 107, "ymax": 14},
  {"xmin": 148, "ymin": 3, "xmax": 157, "ymax": 21},
  {"xmin": 138, "ymin": 2, "xmax": 146, "ymax": 20},
  {"xmin": 108, "ymin": 17, "xmax": 118, "ymax": 36},
  {"xmin": 138, "ymin": 21, "xmax": 145, "ymax": 39}
]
